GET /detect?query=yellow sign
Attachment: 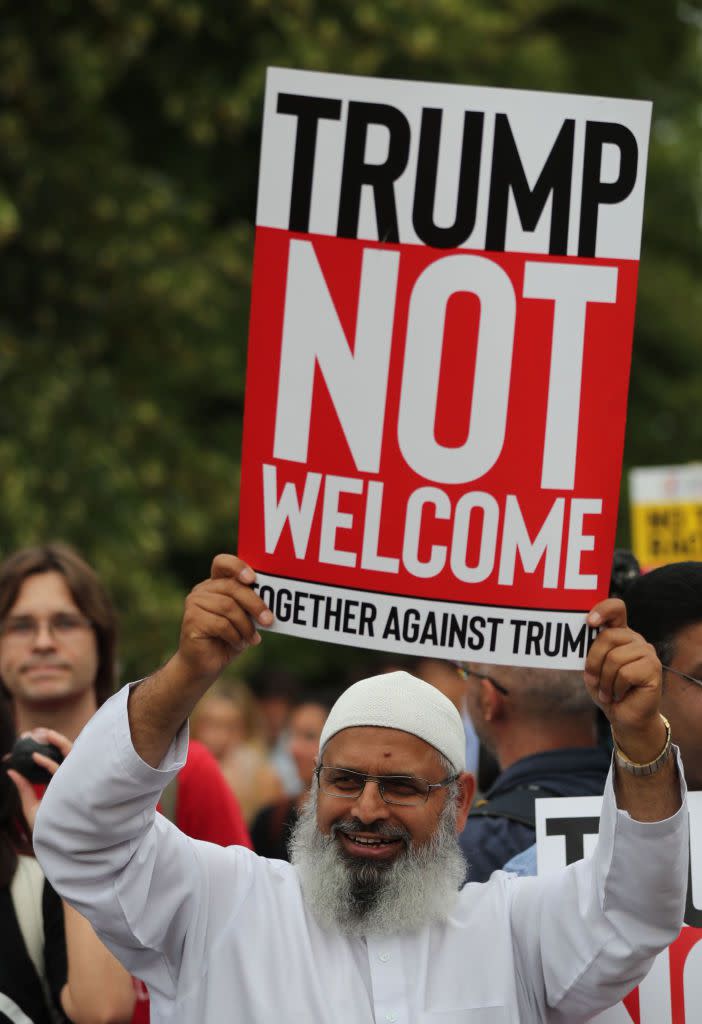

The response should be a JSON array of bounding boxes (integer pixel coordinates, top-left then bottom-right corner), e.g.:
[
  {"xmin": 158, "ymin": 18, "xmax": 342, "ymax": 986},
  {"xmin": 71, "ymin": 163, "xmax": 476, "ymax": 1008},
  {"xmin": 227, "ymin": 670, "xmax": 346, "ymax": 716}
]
[{"xmin": 631, "ymin": 500, "xmax": 702, "ymax": 568}]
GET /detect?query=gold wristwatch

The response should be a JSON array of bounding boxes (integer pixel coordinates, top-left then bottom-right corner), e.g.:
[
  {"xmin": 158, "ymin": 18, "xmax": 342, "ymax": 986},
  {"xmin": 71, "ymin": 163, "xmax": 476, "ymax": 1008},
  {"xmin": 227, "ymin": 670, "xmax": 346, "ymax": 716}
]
[{"xmin": 612, "ymin": 715, "xmax": 672, "ymax": 776}]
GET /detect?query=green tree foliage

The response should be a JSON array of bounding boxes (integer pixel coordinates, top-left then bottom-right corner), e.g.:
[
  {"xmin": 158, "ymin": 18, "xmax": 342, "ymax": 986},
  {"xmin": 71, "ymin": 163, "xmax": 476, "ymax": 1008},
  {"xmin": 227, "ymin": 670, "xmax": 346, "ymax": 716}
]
[{"xmin": 0, "ymin": 0, "xmax": 700, "ymax": 682}]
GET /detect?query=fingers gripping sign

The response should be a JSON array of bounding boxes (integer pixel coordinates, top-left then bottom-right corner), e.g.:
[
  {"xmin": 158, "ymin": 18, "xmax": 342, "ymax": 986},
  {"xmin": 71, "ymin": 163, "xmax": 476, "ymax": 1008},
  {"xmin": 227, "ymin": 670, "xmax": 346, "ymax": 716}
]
[
  {"xmin": 128, "ymin": 555, "xmax": 276, "ymax": 768},
  {"xmin": 584, "ymin": 597, "xmax": 668, "ymax": 766},
  {"xmin": 177, "ymin": 557, "xmax": 275, "ymax": 685}
]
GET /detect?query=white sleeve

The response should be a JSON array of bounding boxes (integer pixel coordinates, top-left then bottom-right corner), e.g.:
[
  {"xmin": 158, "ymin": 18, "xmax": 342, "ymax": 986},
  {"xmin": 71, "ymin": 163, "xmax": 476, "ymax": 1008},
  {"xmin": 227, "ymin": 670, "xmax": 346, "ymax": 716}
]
[
  {"xmin": 509, "ymin": 756, "xmax": 688, "ymax": 1022},
  {"xmin": 33, "ymin": 683, "xmax": 259, "ymax": 1001}
]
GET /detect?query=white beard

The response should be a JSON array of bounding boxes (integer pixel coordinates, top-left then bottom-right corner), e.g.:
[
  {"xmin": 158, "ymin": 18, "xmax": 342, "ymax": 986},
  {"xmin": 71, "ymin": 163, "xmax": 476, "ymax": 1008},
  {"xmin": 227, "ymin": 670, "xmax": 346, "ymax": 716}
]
[{"xmin": 289, "ymin": 792, "xmax": 467, "ymax": 937}]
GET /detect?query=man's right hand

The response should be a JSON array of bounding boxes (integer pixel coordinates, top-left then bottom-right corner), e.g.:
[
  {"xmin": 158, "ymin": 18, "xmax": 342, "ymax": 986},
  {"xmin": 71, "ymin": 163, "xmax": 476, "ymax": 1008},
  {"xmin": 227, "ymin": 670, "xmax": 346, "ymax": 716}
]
[
  {"xmin": 173, "ymin": 555, "xmax": 274, "ymax": 686},
  {"xmin": 127, "ymin": 555, "xmax": 274, "ymax": 767}
]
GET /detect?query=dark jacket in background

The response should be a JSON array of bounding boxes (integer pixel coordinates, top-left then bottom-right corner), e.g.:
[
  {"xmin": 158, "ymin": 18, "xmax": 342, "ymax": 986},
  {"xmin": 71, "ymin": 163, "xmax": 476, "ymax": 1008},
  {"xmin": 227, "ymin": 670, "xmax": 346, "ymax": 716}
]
[
  {"xmin": 250, "ymin": 798, "xmax": 297, "ymax": 861},
  {"xmin": 459, "ymin": 746, "xmax": 611, "ymax": 882}
]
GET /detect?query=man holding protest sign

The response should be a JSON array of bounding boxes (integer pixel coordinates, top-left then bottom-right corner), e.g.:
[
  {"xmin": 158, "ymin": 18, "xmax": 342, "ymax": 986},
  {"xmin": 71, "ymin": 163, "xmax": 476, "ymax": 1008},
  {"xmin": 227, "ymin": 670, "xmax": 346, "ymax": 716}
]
[
  {"xmin": 33, "ymin": 554, "xmax": 687, "ymax": 1023},
  {"xmin": 29, "ymin": 63, "xmax": 674, "ymax": 1022}
]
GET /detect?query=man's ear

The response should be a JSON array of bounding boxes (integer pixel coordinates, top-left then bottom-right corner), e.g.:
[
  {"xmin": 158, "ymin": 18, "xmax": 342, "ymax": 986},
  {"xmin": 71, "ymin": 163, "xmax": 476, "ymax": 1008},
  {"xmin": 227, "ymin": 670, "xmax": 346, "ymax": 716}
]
[
  {"xmin": 454, "ymin": 771, "xmax": 477, "ymax": 832},
  {"xmin": 479, "ymin": 678, "xmax": 505, "ymax": 723}
]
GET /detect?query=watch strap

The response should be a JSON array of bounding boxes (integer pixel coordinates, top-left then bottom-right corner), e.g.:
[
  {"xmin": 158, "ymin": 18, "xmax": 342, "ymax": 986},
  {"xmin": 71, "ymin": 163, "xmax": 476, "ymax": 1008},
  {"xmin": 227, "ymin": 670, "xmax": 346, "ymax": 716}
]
[{"xmin": 613, "ymin": 715, "xmax": 672, "ymax": 777}]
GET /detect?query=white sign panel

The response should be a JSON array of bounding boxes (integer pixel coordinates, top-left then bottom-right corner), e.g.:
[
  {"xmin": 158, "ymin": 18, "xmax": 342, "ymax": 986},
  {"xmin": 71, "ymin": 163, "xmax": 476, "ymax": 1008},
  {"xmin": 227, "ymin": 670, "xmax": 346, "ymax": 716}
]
[{"xmin": 536, "ymin": 793, "xmax": 702, "ymax": 1023}]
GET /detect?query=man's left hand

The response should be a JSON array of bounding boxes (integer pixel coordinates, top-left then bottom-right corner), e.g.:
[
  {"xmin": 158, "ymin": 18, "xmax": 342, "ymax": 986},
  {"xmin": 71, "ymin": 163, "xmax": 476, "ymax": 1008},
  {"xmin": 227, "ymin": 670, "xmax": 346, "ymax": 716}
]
[{"xmin": 584, "ymin": 598, "xmax": 666, "ymax": 763}]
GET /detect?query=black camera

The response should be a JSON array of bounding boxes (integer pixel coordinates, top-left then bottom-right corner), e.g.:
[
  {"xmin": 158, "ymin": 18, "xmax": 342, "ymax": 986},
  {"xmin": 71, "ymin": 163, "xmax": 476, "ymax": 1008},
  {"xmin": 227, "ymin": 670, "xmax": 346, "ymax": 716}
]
[{"xmin": 7, "ymin": 736, "xmax": 64, "ymax": 785}]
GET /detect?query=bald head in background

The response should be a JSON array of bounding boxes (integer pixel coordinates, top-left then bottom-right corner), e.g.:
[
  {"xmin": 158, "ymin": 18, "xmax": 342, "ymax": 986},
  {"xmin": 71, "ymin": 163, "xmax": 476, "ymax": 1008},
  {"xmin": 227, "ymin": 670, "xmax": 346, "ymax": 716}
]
[{"xmin": 457, "ymin": 661, "xmax": 609, "ymax": 881}]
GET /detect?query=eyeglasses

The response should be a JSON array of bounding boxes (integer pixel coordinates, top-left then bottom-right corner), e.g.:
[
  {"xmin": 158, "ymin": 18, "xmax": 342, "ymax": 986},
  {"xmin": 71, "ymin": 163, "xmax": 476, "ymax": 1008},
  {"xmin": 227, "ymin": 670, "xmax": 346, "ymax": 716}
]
[
  {"xmin": 0, "ymin": 613, "xmax": 93, "ymax": 643},
  {"xmin": 315, "ymin": 765, "xmax": 458, "ymax": 807},
  {"xmin": 455, "ymin": 662, "xmax": 702, "ymax": 695},
  {"xmin": 662, "ymin": 665, "xmax": 702, "ymax": 690},
  {"xmin": 453, "ymin": 664, "xmax": 510, "ymax": 696}
]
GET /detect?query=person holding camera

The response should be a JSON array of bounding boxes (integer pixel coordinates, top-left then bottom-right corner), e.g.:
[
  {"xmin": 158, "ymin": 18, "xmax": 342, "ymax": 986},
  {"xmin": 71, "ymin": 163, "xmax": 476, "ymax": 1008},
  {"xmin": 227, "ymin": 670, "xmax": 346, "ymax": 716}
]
[
  {"xmin": 0, "ymin": 542, "xmax": 253, "ymax": 1024},
  {"xmin": 1, "ymin": 698, "xmax": 135, "ymax": 1024}
]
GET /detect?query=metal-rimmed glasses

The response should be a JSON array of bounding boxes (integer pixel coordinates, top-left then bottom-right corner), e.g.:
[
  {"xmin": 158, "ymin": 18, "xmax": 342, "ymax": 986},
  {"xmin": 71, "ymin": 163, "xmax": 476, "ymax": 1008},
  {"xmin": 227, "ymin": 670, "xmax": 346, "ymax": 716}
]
[
  {"xmin": 457, "ymin": 661, "xmax": 702, "ymax": 692},
  {"xmin": 662, "ymin": 665, "xmax": 702, "ymax": 689},
  {"xmin": 453, "ymin": 663, "xmax": 510, "ymax": 696},
  {"xmin": 315, "ymin": 765, "xmax": 458, "ymax": 807}
]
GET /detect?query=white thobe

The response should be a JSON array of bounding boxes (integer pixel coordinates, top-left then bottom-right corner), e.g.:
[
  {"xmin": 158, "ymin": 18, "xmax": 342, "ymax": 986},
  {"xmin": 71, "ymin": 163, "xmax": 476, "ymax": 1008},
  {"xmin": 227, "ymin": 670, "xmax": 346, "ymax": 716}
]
[{"xmin": 34, "ymin": 685, "xmax": 688, "ymax": 1024}]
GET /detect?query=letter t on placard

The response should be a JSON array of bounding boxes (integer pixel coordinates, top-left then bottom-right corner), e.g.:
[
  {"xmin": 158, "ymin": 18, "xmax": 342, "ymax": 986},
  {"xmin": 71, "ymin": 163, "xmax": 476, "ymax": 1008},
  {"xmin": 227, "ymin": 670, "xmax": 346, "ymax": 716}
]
[
  {"xmin": 276, "ymin": 94, "xmax": 343, "ymax": 232},
  {"xmin": 523, "ymin": 262, "xmax": 618, "ymax": 491}
]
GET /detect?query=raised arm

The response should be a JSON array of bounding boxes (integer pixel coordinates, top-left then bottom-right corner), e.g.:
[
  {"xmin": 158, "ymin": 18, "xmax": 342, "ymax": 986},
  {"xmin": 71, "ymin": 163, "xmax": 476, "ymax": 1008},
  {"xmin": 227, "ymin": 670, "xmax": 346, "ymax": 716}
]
[
  {"xmin": 584, "ymin": 597, "xmax": 680, "ymax": 821},
  {"xmin": 509, "ymin": 600, "xmax": 687, "ymax": 1020},
  {"xmin": 32, "ymin": 557, "xmax": 272, "ymax": 1003},
  {"xmin": 128, "ymin": 554, "xmax": 272, "ymax": 767}
]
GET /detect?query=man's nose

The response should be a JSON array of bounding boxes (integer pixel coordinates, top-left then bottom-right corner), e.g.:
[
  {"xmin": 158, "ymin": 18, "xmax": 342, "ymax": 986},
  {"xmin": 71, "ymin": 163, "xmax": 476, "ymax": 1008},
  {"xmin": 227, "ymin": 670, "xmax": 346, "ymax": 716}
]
[
  {"xmin": 33, "ymin": 622, "xmax": 56, "ymax": 649},
  {"xmin": 350, "ymin": 780, "xmax": 390, "ymax": 823}
]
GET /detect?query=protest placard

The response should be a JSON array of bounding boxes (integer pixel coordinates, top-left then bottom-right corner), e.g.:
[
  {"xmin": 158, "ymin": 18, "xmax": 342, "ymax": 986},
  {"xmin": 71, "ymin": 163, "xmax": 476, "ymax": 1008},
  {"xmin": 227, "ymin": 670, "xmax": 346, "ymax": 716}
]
[
  {"xmin": 630, "ymin": 464, "xmax": 702, "ymax": 570},
  {"xmin": 536, "ymin": 792, "xmax": 702, "ymax": 1023},
  {"xmin": 238, "ymin": 67, "xmax": 652, "ymax": 666}
]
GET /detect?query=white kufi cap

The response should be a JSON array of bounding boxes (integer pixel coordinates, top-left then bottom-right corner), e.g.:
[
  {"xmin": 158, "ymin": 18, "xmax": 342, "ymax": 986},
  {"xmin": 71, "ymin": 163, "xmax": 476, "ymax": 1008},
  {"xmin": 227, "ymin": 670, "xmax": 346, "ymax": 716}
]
[{"xmin": 319, "ymin": 671, "xmax": 466, "ymax": 772}]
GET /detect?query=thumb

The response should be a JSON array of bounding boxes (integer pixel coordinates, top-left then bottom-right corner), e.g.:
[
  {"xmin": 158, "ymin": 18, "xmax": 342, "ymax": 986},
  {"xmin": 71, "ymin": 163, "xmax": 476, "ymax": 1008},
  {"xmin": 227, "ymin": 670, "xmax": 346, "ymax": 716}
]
[
  {"xmin": 210, "ymin": 554, "xmax": 255, "ymax": 583},
  {"xmin": 587, "ymin": 597, "xmax": 628, "ymax": 630}
]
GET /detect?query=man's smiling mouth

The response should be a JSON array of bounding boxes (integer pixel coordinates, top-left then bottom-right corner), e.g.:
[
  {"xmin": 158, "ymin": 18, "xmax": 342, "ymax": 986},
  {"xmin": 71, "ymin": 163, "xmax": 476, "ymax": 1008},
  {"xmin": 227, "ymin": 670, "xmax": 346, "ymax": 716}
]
[
  {"xmin": 333, "ymin": 824, "xmax": 408, "ymax": 860},
  {"xmin": 346, "ymin": 836, "xmax": 399, "ymax": 847}
]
